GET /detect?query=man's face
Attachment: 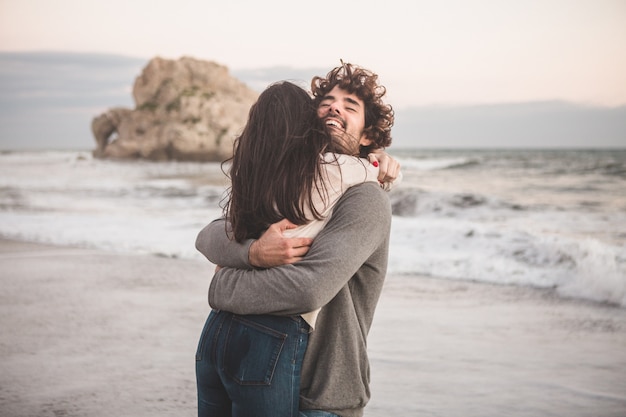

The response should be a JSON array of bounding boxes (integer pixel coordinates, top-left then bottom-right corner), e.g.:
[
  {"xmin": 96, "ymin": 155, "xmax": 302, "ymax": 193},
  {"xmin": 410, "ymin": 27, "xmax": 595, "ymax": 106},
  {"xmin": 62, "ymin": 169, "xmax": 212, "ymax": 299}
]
[{"xmin": 317, "ymin": 86, "xmax": 372, "ymax": 155}]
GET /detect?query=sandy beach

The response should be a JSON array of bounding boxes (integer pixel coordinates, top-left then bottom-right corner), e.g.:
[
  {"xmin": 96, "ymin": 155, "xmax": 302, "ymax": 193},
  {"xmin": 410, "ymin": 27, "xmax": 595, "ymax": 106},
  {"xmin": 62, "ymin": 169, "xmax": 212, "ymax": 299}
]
[{"xmin": 1, "ymin": 238, "xmax": 625, "ymax": 417}]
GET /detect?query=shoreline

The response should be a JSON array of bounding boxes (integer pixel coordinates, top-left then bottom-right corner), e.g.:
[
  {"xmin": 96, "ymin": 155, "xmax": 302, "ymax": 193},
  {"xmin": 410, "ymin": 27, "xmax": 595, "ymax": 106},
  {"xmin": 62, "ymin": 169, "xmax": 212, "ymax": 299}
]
[{"xmin": 1, "ymin": 238, "xmax": 625, "ymax": 416}]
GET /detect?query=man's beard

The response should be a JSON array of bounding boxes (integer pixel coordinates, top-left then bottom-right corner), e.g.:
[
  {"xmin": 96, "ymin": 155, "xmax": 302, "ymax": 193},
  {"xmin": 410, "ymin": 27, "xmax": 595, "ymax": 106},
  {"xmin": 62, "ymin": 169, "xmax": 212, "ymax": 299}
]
[{"xmin": 327, "ymin": 129, "xmax": 360, "ymax": 156}]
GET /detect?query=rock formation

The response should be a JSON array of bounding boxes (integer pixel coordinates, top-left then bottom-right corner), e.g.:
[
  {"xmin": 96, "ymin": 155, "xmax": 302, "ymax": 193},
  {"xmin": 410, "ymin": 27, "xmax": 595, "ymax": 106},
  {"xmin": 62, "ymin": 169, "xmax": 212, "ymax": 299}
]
[{"xmin": 92, "ymin": 56, "xmax": 259, "ymax": 162}]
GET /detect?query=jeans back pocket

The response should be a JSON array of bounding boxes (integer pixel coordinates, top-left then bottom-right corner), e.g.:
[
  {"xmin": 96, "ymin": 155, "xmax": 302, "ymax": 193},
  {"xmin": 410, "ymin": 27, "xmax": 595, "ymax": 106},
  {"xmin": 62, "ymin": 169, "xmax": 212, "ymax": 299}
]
[{"xmin": 223, "ymin": 316, "xmax": 287, "ymax": 386}]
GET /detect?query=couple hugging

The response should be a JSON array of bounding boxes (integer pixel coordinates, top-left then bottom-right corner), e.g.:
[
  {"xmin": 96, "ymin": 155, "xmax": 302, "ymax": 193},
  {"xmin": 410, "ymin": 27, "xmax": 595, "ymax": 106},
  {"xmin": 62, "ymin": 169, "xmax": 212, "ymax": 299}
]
[{"xmin": 195, "ymin": 61, "xmax": 401, "ymax": 417}]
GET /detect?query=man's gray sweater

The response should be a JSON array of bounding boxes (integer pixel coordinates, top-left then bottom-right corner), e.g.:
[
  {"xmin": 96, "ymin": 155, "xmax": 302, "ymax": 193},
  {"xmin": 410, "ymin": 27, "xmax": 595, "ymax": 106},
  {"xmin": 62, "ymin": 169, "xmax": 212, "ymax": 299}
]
[{"xmin": 196, "ymin": 183, "xmax": 392, "ymax": 417}]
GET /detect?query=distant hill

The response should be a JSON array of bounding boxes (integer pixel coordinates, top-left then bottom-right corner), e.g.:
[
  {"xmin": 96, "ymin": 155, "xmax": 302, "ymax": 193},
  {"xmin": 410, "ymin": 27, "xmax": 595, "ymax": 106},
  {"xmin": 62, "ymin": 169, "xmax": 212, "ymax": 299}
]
[
  {"xmin": 1, "ymin": 51, "xmax": 624, "ymax": 150},
  {"xmin": 0, "ymin": 52, "xmax": 145, "ymax": 150},
  {"xmin": 394, "ymin": 101, "xmax": 626, "ymax": 149}
]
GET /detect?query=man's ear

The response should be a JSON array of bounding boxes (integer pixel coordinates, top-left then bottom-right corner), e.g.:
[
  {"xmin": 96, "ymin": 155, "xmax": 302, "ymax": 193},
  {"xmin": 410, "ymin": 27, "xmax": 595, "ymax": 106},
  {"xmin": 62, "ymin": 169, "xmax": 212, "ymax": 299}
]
[{"xmin": 359, "ymin": 133, "xmax": 373, "ymax": 147}]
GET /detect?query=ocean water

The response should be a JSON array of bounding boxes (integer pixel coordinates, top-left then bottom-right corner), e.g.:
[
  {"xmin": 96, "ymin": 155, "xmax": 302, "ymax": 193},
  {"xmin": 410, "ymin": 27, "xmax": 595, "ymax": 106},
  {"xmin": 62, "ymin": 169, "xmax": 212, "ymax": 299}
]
[{"xmin": 1, "ymin": 149, "xmax": 625, "ymax": 307}]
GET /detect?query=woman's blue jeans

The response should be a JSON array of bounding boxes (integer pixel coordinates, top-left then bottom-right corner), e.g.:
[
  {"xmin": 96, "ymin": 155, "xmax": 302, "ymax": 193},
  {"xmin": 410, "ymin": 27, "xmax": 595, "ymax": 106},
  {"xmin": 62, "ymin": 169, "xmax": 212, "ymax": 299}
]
[
  {"xmin": 299, "ymin": 412, "xmax": 341, "ymax": 417},
  {"xmin": 196, "ymin": 310, "xmax": 309, "ymax": 417}
]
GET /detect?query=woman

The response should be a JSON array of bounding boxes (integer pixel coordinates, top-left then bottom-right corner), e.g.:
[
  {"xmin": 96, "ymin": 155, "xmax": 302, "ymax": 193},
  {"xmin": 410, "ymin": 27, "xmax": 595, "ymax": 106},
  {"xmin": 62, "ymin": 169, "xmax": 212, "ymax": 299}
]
[{"xmin": 195, "ymin": 81, "xmax": 398, "ymax": 416}]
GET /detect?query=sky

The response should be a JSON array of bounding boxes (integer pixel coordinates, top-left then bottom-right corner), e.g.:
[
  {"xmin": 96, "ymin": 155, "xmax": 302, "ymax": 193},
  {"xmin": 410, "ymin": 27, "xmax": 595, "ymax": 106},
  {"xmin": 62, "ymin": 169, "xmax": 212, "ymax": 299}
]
[
  {"xmin": 1, "ymin": 0, "xmax": 625, "ymax": 149},
  {"xmin": 2, "ymin": 0, "xmax": 625, "ymax": 108}
]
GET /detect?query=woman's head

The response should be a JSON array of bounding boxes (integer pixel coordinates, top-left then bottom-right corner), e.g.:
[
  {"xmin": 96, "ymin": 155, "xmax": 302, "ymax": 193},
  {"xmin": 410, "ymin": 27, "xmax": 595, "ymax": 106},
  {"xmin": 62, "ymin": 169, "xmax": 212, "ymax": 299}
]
[
  {"xmin": 238, "ymin": 81, "xmax": 319, "ymax": 162},
  {"xmin": 226, "ymin": 81, "xmax": 329, "ymax": 241}
]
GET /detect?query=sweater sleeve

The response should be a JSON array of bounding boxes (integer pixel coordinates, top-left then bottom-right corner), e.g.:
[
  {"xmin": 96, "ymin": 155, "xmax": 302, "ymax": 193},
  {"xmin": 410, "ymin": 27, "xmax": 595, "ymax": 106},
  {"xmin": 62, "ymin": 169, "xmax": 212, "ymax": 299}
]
[
  {"xmin": 208, "ymin": 182, "xmax": 392, "ymax": 315},
  {"xmin": 195, "ymin": 219, "xmax": 254, "ymax": 269}
]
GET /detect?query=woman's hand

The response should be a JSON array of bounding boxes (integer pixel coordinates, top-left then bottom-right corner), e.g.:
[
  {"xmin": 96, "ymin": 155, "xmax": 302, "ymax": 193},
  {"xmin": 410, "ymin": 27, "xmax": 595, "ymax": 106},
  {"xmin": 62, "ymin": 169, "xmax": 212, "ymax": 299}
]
[{"xmin": 368, "ymin": 150, "xmax": 401, "ymax": 184}]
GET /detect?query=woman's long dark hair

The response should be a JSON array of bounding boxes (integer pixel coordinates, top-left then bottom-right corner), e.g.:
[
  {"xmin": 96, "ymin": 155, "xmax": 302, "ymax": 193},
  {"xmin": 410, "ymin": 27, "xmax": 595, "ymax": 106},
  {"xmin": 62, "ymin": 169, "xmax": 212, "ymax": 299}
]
[{"xmin": 224, "ymin": 81, "xmax": 331, "ymax": 242}]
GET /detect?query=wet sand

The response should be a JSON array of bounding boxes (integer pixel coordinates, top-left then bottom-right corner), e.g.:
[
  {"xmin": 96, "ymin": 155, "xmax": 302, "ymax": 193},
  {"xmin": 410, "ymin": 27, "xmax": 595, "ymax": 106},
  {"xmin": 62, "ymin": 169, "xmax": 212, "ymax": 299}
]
[{"xmin": 1, "ymin": 239, "xmax": 625, "ymax": 416}]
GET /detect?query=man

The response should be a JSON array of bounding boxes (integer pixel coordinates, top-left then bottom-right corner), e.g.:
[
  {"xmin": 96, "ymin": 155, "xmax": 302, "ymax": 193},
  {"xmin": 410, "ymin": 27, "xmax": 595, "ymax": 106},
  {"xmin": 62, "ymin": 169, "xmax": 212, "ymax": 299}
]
[{"xmin": 196, "ymin": 62, "xmax": 398, "ymax": 417}]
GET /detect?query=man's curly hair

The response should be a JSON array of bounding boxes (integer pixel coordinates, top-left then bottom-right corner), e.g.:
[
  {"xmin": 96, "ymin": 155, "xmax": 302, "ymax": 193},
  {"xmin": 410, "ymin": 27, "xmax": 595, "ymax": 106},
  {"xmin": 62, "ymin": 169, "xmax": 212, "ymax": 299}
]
[{"xmin": 311, "ymin": 61, "xmax": 394, "ymax": 156}]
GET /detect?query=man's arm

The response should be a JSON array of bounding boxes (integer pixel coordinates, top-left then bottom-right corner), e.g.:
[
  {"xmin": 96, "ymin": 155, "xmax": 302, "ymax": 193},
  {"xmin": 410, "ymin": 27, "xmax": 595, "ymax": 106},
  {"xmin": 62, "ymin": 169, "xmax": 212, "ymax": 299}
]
[
  {"xmin": 195, "ymin": 219, "xmax": 313, "ymax": 269},
  {"xmin": 195, "ymin": 219, "xmax": 253, "ymax": 269},
  {"xmin": 196, "ymin": 152, "xmax": 400, "ymax": 269},
  {"xmin": 208, "ymin": 183, "xmax": 392, "ymax": 316}
]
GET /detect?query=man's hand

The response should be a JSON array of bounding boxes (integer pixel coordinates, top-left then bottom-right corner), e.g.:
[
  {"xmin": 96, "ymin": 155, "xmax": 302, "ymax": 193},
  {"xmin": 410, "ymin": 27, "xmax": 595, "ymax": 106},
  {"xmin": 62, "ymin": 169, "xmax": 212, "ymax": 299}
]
[
  {"xmin": 368, "ymin": 150, "xmax": 401, "ymax": 184},
  {"xmin": 248, "ymin": 219, "xmax": 313, "ymax": 268}
]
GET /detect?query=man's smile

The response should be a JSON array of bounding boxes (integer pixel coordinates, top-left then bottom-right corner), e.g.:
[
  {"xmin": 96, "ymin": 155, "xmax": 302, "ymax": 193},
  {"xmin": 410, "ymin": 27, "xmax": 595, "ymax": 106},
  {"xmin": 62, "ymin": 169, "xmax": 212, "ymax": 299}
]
[{"xmin": 324, "ymin": 117, "xmax": 345, "ymax": 131}]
